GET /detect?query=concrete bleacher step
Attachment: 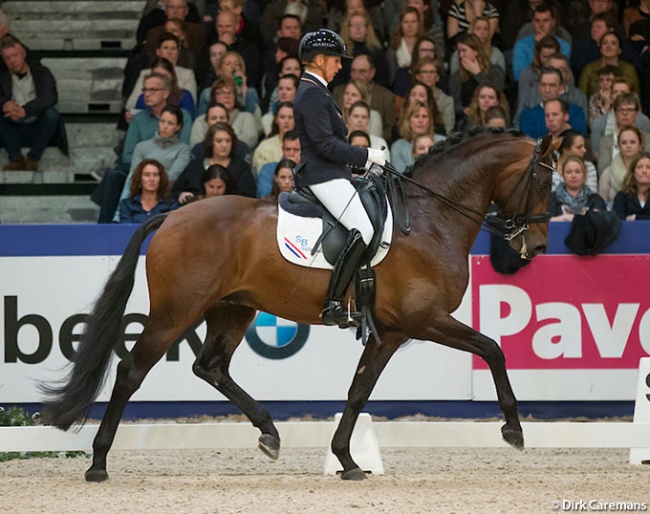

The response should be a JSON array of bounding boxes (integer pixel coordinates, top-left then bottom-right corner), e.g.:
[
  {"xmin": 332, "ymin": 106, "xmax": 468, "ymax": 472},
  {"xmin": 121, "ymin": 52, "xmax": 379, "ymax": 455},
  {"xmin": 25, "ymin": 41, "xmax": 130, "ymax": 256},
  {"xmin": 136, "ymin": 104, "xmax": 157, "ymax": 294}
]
[
  {"xmin": 12, "ymin": 36, "xmax": 136, "ymax": 52},
  {"xmin": 0, "ymin": 121, "xmax": 121, "ymax": 184},
  {"xmin": 4, "ymin": 0, "xmax": 142, "ymax": 50},
  {"xmin": 3, "ymin": 1, "xmax": 143, "ymax": 15},
  {"xmin": 42, "ymin": 57, "xmax": 127, "ymax": 114}
]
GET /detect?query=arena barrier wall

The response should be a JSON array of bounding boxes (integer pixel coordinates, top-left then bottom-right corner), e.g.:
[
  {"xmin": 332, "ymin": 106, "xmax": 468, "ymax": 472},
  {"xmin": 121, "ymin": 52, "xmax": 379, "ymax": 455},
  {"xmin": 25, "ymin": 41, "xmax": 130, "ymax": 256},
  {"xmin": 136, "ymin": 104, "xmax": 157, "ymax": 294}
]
[{"xmin": 1, "ymin": 222, "xmax": 649, "ymax": 419}]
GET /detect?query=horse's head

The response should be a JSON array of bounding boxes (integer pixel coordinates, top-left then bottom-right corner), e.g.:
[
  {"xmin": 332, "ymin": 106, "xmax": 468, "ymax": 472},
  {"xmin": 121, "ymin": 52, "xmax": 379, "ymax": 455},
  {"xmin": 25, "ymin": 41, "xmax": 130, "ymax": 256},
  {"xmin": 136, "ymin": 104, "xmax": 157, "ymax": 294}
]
[{"xmin": 490, "ymin": 134, "xmax": 556, "ymax": 259}]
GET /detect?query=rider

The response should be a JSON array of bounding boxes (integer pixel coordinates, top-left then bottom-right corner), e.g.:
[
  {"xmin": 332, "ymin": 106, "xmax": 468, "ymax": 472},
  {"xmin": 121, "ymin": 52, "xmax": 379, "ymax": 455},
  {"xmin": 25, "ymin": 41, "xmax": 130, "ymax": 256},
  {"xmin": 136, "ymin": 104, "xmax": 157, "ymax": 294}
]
[{"xmin": 293, "ymin": 29, "xmax": 386, "ymax": 328}]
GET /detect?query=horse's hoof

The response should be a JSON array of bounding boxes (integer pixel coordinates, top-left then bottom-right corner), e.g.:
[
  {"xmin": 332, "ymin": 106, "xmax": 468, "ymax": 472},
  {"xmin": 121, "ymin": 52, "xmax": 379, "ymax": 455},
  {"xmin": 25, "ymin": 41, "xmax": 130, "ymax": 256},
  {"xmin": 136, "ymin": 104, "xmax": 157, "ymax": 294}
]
[
  {"xmin": 340, "ymin": 467, "xmax": 367, "ymax": 481},
  {"xmin": 501, "ymin": 425, "xmax": 525, "ymax": 450},
  {"xmin": 85, "ymin": 468, "xmax": 109, "ymax": 482},
  {"xmin": 258, "ymin": 434, "xmax": 280, "ymax": 460}
]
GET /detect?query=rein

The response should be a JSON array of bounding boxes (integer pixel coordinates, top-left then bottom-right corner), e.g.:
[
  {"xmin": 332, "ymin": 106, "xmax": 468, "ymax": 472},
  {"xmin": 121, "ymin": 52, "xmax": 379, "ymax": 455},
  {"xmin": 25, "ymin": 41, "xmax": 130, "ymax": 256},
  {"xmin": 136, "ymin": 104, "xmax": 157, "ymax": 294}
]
[{"xmin": 383, "ymin": 137, "xmax": 553, "ymax": 241}]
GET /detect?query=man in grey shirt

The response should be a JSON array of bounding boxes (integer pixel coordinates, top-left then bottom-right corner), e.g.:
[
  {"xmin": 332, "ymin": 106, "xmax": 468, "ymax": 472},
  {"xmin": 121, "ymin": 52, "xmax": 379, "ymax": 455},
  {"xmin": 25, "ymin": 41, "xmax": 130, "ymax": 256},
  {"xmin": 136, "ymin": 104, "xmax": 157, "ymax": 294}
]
[{"xmin": 0, "ymin": 35, "xmax": 60, "ymax": 171}]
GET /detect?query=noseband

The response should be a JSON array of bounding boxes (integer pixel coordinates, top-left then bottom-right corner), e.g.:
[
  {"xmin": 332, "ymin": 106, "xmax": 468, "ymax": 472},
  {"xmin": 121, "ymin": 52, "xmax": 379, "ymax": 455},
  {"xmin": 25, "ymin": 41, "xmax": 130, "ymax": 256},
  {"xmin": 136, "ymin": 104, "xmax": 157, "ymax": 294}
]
[{"xmin": 486, "ymin": 137, "xmax": 554, "ymax": 241}]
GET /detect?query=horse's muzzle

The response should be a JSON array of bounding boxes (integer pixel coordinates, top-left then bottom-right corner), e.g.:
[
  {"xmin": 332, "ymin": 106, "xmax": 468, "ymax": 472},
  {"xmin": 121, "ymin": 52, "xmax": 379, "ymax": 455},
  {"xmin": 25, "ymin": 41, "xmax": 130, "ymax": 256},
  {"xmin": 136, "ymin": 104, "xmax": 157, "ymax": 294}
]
[{"xmin": 527, "ymin": 244, "xmax": 547, "ymax": 259}]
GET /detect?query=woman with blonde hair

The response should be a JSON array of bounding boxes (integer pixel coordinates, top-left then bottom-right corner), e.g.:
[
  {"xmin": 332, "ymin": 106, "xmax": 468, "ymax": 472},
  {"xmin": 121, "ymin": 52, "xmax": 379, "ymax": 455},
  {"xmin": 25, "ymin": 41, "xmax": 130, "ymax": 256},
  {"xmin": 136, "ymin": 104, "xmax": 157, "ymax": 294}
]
[
  {"xmin": 549, "ymin": 156, "xmax": 606, "ymax": 222},
  {"xmin": 327, "ymin": 0, "xmax": 384, "ymax": 42},
  {"xmin": 450, "ymin": 17, "xmax": 505, "ymax": 77},
  {"xmin": 463, "ymin": 82, "xmax": 510, "ymax": 129},
  {"xmin": 336, "ymin": 11, "xmax": 389, "ymax": 87},
  {"xmin": 340, "ymin": 10, "xmax": 382, "ymax": 52},
  {"xmin": 599, "ymin": 126, "xmax": 645, "ymax": 203},
  {"xmin": 198, "ymin": 51, "xmax": 261, "ymax": 122},
  {"xmin": 394, "ymin": 80, "xmax": 445, "ymax": 139},
  {"xmin": 391, "ymin": 101, "xmax": 444, "ymax": 172},
  {"xmin": 613, "ymin": 152, "xmax": 650, "ymax": 220},
  {"xmin": 412, "ymin": 133, "xmax": 436, "ymax": 159},
  {"xmin": 341, "ymin": 79, "xmax": 383, "ymax": 138},
  {"xmin": 203, "ymin": 76, "xmax": 259, "ymax": 149},
  {"xmin": 449, "ymin": 33, "xmax": 504, "ymax": 129}
]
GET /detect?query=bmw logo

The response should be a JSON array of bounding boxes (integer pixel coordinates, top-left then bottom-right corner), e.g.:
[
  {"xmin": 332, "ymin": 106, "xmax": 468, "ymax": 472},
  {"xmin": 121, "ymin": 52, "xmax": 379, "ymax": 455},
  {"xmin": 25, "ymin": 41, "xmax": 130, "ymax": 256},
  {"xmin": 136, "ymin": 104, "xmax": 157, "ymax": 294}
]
[{"xmin": 245, "ymin": 312, "xmax": 310, "ymax": 359}]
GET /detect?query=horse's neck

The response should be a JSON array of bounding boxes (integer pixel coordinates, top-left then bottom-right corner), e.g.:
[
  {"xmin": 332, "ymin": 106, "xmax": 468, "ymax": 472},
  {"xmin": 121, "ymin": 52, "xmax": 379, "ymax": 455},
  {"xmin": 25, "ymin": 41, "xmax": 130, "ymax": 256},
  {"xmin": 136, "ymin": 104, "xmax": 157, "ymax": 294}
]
[{"xmin": 411, "ymin": 157, "xmax": 495, "ymax": 219}]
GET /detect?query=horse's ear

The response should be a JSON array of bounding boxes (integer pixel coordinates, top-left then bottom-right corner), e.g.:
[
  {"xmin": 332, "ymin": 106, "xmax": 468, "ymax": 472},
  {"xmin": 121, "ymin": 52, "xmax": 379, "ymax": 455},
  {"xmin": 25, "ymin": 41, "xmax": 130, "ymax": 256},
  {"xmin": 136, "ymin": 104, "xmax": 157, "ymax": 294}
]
[
  {"xmin": 539, "ymin": 134, "xmax": 561, "ymax": 163},
  {"xmin": 539, "ymin": 135, "xmax": 553, "ymax": 156}
]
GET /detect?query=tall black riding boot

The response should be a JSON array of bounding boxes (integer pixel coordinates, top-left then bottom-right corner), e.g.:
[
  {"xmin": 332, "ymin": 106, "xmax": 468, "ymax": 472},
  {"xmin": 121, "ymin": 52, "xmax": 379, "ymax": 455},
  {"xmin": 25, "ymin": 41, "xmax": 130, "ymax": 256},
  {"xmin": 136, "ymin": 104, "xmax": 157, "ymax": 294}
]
[{"xmin": 321, "ymin": 229, "xmax": 367, "ymax": 328}]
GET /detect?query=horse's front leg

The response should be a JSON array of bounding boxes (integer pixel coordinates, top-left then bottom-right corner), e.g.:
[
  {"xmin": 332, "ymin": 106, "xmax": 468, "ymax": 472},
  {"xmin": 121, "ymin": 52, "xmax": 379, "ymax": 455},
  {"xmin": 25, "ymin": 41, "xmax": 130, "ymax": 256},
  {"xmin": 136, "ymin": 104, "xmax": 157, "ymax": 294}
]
[
  {"xmin": 410, "ymin": 315, "xmax": 523, "ymax": 449},
  {"xmin": 331, "ymin": 331, "xmax": 405, "ymax": 480},
  {"xmin": 192, "ymin": 305, "xmax": 281, "ymax": 460}
]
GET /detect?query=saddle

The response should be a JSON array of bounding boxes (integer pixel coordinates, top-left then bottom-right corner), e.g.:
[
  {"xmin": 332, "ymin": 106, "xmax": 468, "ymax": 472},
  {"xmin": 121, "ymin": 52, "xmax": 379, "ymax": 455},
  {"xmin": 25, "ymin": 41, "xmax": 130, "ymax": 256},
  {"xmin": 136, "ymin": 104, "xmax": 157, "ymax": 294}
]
[
  {"xmin": 276, "ymin": 175, "xmax": 393, "ymax": 345},
  {"xmin": 278, "ymin": 175, "xmax": 390, "ymax": 266}
]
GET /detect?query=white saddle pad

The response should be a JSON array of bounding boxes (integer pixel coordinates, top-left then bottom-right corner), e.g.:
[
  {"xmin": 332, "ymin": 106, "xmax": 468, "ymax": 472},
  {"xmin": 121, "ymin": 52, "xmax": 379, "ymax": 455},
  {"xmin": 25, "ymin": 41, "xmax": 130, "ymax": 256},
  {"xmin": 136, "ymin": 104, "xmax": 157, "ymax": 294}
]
[{"xmin": 276, "ymin": 201, "xmax": 393, "ymax": 270}]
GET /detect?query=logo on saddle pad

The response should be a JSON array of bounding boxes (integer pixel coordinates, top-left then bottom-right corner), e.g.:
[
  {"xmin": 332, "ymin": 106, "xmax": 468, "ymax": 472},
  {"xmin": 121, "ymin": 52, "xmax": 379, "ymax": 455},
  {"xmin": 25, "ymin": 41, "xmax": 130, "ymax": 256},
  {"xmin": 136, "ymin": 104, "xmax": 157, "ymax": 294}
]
[{"xmin": 276, "ymin": 192, "xmax": 393, "ymax": 270}]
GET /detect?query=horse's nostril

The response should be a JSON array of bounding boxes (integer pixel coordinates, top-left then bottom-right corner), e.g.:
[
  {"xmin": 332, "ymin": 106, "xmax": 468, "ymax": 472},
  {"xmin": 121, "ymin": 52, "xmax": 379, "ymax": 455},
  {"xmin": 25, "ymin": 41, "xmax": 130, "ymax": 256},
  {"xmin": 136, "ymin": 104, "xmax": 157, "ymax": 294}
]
[{"xmin": 534, "ymin": 245, "xmax": 547, "ymax": 256}]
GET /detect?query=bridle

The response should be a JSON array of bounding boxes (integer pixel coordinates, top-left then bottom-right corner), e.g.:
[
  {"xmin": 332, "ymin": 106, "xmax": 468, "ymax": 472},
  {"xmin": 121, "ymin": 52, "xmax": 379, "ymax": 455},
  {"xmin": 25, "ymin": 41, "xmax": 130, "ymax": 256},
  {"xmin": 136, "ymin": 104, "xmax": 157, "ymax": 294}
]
[
  {"xmin": 485, "ymin": 137, "xmax": 554, "ymax": 241},
  {"xmin": 383, "ymin": 137, "xmax": 554, "ymax": 242}
]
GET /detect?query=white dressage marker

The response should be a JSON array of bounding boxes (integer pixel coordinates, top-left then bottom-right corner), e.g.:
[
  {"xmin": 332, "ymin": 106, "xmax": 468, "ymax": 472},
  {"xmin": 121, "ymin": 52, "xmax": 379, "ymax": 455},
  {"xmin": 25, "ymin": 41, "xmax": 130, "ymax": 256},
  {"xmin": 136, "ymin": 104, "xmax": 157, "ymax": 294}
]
[
  {"xmin": 323, "ymin": 413, "xmax": 384, "ymax": 475},
  {"xmin": 630, "ymin": 357, "xmax": 650, "ymax": 465}
]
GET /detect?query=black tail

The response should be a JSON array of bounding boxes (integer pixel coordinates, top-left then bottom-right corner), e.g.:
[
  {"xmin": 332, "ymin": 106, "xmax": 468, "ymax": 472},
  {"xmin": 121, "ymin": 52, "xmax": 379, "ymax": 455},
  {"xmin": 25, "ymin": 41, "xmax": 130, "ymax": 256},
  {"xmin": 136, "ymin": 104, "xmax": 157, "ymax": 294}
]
[{"xmin": 40, "ymin": 214, "xmax": 169, "ymax": 430}]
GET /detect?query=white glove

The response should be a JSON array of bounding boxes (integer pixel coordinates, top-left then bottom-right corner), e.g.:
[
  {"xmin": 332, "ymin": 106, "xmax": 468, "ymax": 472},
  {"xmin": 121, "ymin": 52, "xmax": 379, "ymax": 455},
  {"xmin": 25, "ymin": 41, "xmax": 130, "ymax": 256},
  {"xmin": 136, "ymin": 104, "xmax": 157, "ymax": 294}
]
[{"xmin": 366, "ymin": 148, "xmax": 386, "ymax": 168}]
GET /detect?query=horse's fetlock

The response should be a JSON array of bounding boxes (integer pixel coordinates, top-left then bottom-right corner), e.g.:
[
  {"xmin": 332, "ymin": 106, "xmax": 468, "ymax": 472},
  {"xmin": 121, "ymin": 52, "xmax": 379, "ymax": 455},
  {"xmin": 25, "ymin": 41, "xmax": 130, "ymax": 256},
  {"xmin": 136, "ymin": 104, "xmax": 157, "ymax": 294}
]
[
  {"xmin": 116, "ymin": 357, "xmax": 132, "ymax": 376},
  {"xmin": 191, "ymin": 361, "xmax": 206, "ymax": 378}
]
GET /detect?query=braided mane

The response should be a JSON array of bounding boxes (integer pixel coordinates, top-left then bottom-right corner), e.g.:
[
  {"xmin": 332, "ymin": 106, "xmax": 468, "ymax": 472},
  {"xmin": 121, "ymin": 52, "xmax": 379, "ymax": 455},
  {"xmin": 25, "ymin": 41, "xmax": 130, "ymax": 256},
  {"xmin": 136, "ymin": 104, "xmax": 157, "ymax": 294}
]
[{"xmin": 405, "ymin": 127, "xmax": 526, "ymax": 177}]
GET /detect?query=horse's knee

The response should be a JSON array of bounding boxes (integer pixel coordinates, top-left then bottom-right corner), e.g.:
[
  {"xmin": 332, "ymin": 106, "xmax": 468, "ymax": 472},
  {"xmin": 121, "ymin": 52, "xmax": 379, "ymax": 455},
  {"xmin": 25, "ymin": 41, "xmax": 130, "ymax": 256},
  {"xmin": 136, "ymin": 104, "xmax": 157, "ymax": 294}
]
[{"xmin": 482, "ymin": 339, "xmax": 505, "ymax": 366}]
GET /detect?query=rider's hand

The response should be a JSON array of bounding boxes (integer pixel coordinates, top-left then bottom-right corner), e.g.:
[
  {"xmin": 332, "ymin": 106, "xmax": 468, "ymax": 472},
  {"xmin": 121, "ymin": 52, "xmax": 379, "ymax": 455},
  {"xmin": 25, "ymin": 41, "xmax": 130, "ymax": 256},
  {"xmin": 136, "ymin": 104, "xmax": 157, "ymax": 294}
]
[{"xmin": 366, "ymin": 148, "xmax": 386, "ymax": 168}]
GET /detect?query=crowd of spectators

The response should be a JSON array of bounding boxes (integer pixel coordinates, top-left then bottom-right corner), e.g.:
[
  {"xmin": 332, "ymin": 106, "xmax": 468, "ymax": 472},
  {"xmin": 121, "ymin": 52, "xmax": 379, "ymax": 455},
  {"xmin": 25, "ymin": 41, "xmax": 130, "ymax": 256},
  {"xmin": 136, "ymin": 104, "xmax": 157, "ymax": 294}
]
[{"xmin": 1, "ymin": 0, "xmax": 650, "ymax": 223}]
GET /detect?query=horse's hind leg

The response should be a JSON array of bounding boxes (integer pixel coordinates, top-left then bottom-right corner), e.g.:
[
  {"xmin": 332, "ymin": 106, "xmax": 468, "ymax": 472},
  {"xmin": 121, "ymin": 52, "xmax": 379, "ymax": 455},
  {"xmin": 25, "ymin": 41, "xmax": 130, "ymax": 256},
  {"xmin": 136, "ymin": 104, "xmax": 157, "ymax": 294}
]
[
  {"xmin": 86, "ymin": 317, "xmax": 187, "ymax": 482},
  {"xmin": 412, "ymin": 315, "xmax": 524, "ymax": 449},
  {"xmin": 331, "ymin": 331, "xmax": 405, "ymax": 480},
  {"xmin": 192, "ymin": 304, "xmax": 281, "ymax": 459}
]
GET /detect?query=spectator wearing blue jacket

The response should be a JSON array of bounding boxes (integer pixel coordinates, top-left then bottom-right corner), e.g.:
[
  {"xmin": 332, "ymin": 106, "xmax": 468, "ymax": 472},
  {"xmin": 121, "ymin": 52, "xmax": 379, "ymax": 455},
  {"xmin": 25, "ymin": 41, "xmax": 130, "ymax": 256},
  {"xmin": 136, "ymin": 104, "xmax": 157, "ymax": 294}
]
[
  {"xmin": 517, "ymin": 67, "xmax": 587, "ymax": 139},
  {"xmin": 513, "ymin": 5, "xmax": 571, "ymax": 82}
]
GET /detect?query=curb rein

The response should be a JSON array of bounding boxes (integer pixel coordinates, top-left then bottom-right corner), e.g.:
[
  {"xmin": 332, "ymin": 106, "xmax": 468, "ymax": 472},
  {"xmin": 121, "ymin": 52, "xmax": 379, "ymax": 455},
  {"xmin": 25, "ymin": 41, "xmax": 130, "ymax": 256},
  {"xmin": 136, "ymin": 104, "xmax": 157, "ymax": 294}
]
[{"xmin": 382, "ymin": 138, "xmax": 554, "ymax": 242}]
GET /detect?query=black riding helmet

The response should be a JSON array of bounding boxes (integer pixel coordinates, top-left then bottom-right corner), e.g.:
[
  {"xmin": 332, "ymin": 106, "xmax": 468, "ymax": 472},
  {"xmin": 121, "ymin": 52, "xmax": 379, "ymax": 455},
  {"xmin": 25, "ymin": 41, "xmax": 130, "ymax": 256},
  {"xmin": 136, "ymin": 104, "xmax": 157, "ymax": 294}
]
[{"xmin": 299, "ymin": 29, "xmax": 351, "ymax": 62}]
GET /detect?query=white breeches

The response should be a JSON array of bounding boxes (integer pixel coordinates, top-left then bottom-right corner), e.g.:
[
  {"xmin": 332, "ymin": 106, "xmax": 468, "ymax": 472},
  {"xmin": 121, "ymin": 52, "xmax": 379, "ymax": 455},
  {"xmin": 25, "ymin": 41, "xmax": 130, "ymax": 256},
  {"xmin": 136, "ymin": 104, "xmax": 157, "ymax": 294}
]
[{"xmin": 309, "ymin": 179, "xmax": 374, "ymax": 246}]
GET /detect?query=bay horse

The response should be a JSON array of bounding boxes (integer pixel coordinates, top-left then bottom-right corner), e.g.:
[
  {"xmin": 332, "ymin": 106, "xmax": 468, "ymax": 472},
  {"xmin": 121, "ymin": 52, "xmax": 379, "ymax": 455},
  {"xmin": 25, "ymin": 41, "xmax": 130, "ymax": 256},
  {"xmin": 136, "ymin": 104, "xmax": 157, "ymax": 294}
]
[{"xmin": 42, "ymin": 128, "xmax": 555, "ymax": 482}]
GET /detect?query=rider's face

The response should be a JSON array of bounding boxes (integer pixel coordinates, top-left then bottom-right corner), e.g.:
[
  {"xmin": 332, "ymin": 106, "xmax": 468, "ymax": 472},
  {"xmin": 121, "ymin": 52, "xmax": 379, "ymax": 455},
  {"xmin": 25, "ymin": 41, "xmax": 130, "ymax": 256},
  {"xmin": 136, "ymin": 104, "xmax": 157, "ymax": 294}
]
[{"xmin": 321, "ymin": 55, "xmax": 342, "ymax": 82}]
